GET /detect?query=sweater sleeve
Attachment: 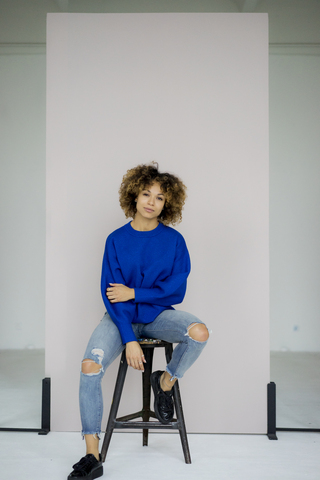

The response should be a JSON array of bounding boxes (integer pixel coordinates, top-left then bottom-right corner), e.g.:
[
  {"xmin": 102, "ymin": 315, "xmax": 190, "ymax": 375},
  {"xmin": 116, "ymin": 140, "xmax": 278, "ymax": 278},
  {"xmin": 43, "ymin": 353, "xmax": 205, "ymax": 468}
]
[
  {"xmin": 134, "ymin": 235, "xmax": 191, "ymax": 306},
  {"xmin": 101, "ymin": 237, "xmax": 137, "ymax": 344}
]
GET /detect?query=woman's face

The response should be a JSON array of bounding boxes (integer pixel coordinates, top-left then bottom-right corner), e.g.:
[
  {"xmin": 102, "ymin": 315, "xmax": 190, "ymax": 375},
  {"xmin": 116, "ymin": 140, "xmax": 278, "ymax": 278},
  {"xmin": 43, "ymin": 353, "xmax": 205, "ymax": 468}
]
[{"xmin": 135, "ymin": 182, "xmax": 165, "ymax": 221}]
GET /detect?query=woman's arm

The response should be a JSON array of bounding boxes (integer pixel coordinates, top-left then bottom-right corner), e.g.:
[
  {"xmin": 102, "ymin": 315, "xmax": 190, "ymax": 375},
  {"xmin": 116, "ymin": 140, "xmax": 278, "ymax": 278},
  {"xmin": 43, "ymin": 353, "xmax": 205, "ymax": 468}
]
[
  {"xmin": 125, "ymin": 341, "xmax": 146, "ymax": 371},
  {"xmin": 101, "ymin": 237, "xmax": 137, "ymax": 344},
  {"xmin": 106, "ymin": 235, "xmax": 191, "ymax": 307},
  {"xmin": 102, "ymin": 243, "xmax": 146, "ymax": 369},
  {"xmin": 106, "ymin": 236, "xmax": 190, "ymax": 307},
  {"xmin": 134, "ymin": 235, "xmax": 191, "ymax": 306}
]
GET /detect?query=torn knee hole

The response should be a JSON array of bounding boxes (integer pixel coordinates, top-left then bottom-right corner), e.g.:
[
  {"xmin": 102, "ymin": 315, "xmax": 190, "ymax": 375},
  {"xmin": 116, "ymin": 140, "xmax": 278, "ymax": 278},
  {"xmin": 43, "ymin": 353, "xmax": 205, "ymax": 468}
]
[
  {"xmin": 187, "ymin": 323, "xmax": 209, "ymax": 342},
  {"xmin": 81, "ymin": 359, "xmax": 102, "ymax": 375}
]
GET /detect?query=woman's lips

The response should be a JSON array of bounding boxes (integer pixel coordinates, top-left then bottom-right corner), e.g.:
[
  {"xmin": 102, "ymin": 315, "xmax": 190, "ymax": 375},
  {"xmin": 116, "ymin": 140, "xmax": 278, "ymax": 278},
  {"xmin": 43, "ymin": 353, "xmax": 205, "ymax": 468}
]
[{"xmin": 144, "ymin": 208, "xmax": 154, "ymax": 213}]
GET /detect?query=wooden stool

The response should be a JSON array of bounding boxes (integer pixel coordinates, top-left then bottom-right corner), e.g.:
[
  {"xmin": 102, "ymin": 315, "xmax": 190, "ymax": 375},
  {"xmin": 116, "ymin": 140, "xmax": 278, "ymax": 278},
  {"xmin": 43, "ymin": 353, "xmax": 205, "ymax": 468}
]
[{"xmin": 100, "ymin": 339, "xmax": 191, "ymax": 464}]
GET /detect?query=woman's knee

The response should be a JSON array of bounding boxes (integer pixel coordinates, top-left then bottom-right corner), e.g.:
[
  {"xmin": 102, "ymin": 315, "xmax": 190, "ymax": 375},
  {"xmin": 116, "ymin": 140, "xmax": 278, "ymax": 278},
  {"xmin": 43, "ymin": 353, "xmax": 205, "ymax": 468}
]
[
  {"xmin": 81, "ymin": 359, "xmax": 102, "ymax": 375},
  {"xmin": 187, "ymin": 323, "xmax": 209, "ymax": 342}
]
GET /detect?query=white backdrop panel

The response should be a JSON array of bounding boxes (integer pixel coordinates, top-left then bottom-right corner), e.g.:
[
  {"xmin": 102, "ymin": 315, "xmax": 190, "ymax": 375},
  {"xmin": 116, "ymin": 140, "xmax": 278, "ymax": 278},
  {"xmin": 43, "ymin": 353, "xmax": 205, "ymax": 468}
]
[{"xmin": 46, "ymin": 13, "xmax": 269, "ymax": 433}]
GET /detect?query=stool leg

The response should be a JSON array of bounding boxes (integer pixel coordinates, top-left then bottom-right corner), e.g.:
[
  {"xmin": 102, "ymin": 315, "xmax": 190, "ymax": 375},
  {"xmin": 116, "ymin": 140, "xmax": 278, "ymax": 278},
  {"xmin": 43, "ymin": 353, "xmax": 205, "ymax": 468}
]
[
  {"xmin": 173, "ymin": 381, "xmax": 192, "ymax": 464},
  {"xmin": 142, "ymin": 347, "xmax": 154, "ymax": 446},
  {"xmin": 165, "ymin": 343, "xmax": 192, "ymax": 464},
  {"xmin": 100, "ymin": 350, "xmax": 128, "ymax": 462}
]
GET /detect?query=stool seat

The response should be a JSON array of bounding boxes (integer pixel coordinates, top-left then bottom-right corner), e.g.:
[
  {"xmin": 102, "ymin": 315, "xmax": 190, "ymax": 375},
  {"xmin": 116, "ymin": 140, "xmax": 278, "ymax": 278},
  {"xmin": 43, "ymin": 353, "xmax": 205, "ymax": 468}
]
[{"xmin": 100, "ymin": 339, "xmax": 191, "ymax": 464}]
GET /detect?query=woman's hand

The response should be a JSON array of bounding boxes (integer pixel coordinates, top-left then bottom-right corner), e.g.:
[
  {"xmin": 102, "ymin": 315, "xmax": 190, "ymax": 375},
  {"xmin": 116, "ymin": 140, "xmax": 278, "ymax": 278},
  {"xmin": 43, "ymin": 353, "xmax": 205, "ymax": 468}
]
[
  {"xmin": 106, "ymin": 283, "xmax": 135, "ymax": 303},
  {"xmin": 125, "ymin": 341, "xmax": 146, "ymax": 371}
]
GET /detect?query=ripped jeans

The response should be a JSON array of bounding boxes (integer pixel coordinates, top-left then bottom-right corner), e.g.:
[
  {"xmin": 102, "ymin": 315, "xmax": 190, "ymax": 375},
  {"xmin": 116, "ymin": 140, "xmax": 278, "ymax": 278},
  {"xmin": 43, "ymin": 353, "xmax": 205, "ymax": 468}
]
[{"xmin": 80, "ymin": 310, "xmax": 208, "ymax": 437}]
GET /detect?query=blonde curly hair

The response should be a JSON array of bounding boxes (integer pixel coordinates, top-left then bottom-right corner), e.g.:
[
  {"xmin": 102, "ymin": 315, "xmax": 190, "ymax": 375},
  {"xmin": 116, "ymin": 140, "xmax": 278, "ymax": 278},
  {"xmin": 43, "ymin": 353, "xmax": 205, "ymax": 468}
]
[{"xmin": 119, "ymin": 163, "xmax": 187, "ymax": 226}]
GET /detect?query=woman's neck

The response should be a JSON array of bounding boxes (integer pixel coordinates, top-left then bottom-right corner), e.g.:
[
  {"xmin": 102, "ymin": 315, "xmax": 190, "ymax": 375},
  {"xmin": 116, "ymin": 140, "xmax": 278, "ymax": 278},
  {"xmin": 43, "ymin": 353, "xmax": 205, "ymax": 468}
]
[{"xmin": 131, "ymin": 216, "xmax": 159, "ymax": 232}]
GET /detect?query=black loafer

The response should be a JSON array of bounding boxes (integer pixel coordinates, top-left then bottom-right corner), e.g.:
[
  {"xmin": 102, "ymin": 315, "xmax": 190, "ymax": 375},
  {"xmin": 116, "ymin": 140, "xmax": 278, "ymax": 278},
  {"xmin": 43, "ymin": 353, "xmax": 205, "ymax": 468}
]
[
  {"xmin": 68, "ymin": 454, "xmax": 103, "ymax": 480},
  {"xmin": 150, "ymin": 370, "xmax": 174, "ymax": 424}
]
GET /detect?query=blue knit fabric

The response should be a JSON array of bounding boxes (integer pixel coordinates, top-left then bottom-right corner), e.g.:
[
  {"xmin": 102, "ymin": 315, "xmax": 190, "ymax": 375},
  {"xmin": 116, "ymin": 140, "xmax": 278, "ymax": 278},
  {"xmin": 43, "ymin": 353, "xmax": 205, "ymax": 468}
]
[{"xmin": 101, "ymin": 222, "xmax": 191, "ymax": 344}]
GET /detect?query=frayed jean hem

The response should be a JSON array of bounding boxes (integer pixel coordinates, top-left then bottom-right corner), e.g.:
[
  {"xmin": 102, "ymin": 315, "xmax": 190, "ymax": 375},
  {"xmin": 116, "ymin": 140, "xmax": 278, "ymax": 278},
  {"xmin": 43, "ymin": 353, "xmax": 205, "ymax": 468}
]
[
  {"xmin": 81, "ymin": 431, "xmax": 101, "ymax": 440},
  {"xmin": 165, "ymin": 366, "xmax": 181, "ymax": 380}
]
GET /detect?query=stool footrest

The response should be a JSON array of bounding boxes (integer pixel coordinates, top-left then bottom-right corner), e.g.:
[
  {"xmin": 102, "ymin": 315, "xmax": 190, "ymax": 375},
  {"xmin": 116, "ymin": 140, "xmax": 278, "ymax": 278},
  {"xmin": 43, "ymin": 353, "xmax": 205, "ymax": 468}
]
[
  {"xmin": 116, "ymin": 411, "xmax": 158, "ymax": 422},
  {"xmin": 114, "ymin": 421, "xmax": 180, "ymax": 429},
  {"xmin": 116, "ymin": 411, "xmax": 143, "ymax": 422}
]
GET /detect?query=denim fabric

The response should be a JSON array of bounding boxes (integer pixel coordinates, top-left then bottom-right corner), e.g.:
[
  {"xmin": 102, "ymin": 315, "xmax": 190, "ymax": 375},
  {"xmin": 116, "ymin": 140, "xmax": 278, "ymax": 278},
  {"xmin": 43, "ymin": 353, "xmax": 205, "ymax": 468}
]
[{"xmin": 80, "ymin": 310, "xmax": 208, "ymax": 436}]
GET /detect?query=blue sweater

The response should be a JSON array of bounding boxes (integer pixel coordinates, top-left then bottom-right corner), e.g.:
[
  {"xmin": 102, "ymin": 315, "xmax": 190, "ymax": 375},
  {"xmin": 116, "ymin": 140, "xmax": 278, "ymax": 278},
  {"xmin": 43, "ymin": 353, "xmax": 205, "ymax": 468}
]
[{"xmin": 101, "ymin": 222, "xmax": 191, "ymax": 344}]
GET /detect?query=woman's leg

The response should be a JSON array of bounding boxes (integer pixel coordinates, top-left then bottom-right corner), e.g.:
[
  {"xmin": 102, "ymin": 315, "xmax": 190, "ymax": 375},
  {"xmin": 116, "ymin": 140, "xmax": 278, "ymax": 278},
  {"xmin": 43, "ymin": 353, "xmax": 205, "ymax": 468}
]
[
  {"xmin": 79, "ymin": 312, "xmax": 125, "ymax": 459},
  {"xmin": 142, "ymin": 309, "xmax": 209, "ymax": 424},
  {"xmin": 141, "ymin": 309, "xmax": 209, "ymax": 385}
]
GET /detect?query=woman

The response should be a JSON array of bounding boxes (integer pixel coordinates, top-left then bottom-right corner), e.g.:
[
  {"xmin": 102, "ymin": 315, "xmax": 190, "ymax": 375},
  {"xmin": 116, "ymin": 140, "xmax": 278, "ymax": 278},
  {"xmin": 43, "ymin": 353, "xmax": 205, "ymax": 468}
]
[{"xmin": 68, "ymin": 163, "xmax": 209, "ymax": 480}]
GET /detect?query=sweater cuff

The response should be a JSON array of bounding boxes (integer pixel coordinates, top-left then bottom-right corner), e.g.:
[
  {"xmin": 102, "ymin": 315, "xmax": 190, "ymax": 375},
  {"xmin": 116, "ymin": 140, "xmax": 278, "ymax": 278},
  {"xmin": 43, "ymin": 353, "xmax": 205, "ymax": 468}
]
[{"xmin": 120, "ymin": 329, "xmax": 138, "ymax": 345}]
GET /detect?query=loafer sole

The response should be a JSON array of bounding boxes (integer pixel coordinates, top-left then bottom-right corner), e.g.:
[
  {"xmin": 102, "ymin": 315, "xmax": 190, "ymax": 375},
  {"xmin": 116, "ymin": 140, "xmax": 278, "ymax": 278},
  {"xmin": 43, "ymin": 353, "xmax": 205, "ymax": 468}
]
[{"xmin": 68, "ymin": 464, "xmax": 103, "ymax": 480}]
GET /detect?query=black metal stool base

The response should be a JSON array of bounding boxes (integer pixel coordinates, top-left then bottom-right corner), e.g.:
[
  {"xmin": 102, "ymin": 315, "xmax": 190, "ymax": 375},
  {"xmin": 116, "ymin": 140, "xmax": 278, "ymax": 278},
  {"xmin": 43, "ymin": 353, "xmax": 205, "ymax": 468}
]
[{"xmin": 100, "ymin": 341, "xmax": 191, "ymax": 464}]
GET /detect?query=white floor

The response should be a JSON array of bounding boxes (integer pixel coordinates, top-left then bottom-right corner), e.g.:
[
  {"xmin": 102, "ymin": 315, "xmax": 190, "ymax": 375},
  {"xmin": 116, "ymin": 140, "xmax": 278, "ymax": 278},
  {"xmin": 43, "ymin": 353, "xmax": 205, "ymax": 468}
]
[
  {"xmin": 0, "ymin": 349, "xmax": 44, "ymax": 428},
  {"xmin": 270, "ymin": 352, "xmax": 320, "ymax": 428},
  {"xmin": 1, "ymin": 430, "xmax": 319, "ymax": 480},
  {"xmin": 1, "ymin": 351, "xmax": 320, "ymax": 479}
]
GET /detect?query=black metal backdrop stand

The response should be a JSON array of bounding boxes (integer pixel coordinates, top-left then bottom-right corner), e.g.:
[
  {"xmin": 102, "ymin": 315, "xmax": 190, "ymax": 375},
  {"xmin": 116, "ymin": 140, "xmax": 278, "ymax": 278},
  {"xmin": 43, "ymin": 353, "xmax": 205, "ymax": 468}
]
[
  {"xmin": 267, "ymin": 382, "xmax": 278, "ymax": 439},
  {"xmin": 267, "ymin": 381, "xmax": 320, "ymax": 440},
  {"xmin": 0, "ymin": 377, "xmax": 51, "ymax": 435}
]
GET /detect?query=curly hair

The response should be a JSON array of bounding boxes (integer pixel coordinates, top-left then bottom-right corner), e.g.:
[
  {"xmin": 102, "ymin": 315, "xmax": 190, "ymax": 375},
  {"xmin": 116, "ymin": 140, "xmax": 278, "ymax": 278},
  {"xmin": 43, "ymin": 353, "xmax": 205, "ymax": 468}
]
[{"xmin": 119, "ymin": 163, "xmax": 187, "ymax": 225}]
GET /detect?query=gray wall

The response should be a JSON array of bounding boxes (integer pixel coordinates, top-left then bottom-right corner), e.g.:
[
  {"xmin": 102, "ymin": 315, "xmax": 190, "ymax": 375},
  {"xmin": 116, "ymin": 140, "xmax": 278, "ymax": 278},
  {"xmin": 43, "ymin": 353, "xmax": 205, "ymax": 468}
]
[
  {"xmin": 0, "ymin": 53, "xmax": 46, "ymax": 349},
  {"xmin": 270, "ymin": 54, "xmax": 320, "ymax": 351}
]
